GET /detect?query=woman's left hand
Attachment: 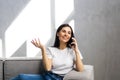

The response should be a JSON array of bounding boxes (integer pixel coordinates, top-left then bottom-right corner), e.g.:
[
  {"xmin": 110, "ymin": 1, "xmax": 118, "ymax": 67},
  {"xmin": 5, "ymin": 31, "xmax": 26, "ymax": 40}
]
[{"xmin": 71, "ymin": 37, "xmax": 79, "ymax": 52}]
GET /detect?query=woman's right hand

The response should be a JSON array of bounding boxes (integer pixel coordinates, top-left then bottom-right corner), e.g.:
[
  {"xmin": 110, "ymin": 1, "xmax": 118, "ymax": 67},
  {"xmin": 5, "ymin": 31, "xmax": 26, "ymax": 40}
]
[
  {"xmin": 31, "ymin": 38, "xmax": 52, "ymax": 71},
  {"xmin": 31, "ymin": 38, "xmax": 44, "ymax": 49}
]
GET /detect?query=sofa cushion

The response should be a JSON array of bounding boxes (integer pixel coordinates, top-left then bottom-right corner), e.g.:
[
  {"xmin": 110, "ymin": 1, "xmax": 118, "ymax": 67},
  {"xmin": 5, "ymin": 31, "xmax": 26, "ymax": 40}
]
[
  {"xmin": 0, "ymin": 59, "xmax": 3, "ymax": 80},
  {"xmin": 63, "ymin": 65, "xmax": 94, "ymax": 80},
  {"xmin": 4, "ymin": 57, "xmax": 45, "ymax": 80}
]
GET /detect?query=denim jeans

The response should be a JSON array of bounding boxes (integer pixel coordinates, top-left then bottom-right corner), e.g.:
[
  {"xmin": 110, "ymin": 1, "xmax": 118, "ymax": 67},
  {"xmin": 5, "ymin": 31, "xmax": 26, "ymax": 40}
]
[{"xmin": 10, "ymin": 72, "xmax": 64, "ymax": 80}]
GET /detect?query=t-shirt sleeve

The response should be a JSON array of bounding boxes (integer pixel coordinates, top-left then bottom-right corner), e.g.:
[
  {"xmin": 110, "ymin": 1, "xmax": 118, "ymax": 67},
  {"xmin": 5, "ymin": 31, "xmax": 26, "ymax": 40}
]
[{"xmin": 46, "ymin": 47, "xmax": 53, "ymax": 59}]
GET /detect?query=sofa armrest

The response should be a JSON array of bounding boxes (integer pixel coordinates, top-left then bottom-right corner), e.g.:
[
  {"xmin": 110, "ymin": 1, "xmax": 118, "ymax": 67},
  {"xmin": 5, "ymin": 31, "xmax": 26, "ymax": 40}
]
[
  {"xmin": 63, "ymin": 65, "xmax": 94, "ymax": 80},
  {"xmin": 3, "ymin": 57, "xmax": 45, "ymax": 80},
  {"xmin": 0, "ymin": 59, "xmax": 3, "ymax": 80}
]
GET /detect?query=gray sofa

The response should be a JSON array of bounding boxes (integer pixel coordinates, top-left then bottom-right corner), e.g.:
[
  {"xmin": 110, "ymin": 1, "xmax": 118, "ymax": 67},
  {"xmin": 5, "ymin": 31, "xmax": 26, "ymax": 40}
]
[
  {"xmin": 0, "ymin": 58, "xmax": 94, "ymax": 80},
  {"xmin": 0, "ymin": 59, "xmax": 3, "ymax": 80}
]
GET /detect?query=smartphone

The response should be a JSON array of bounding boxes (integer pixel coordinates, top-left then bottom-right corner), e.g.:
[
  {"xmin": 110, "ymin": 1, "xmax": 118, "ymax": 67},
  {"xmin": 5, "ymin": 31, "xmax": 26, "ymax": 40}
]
[{"xmin": 69, "ymin": 35, "xmax": 75, "ymax": 46}]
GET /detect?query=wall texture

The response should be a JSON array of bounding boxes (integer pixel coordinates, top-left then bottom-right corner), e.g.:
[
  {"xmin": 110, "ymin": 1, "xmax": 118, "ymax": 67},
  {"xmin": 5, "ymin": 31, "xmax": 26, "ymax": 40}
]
[
  {"xmin": 0, "ymin": 0, "xmax": 30, "ymax": 57},
  {"xmin": 0, "ymin": 0, "xmax": 120, "ymax": 80},
  {"xmin": 0, "ymin": 0, "xmax": 30, "ymax": 37},
  {"xmin": 74, "ymin": 0, "xmax": 120, "ymax": 80}
]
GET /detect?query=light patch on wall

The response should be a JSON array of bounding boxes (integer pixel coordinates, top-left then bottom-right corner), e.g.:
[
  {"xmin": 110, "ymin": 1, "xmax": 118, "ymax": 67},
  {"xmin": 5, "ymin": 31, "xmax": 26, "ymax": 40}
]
[
  {"xmin": 69, "ymin": 20, "xmax": 75, "ymax": 32},
  {"xmin": 5, "ymin": 0, "xmax": 51, "ymax": 58},
  {"xmin": 55, "ymin": 0, "xmax": 74, "ymax": 28}
]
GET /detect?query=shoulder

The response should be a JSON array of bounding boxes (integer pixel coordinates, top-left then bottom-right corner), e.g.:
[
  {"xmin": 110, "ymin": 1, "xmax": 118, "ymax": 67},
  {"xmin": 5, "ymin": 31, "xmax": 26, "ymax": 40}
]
[
  {"xmin": 46, "ymin": 46, "xmax": 58, "ymax": 52},
  {"xmin": 47, "ymin": 46, "xmax": 57, "ymax": 50}
]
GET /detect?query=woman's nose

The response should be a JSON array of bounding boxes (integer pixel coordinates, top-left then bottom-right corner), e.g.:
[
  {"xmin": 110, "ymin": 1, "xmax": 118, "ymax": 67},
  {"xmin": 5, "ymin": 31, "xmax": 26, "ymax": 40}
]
[{"xmin": 65, "ymin": 33, "xmax": 68, "ymax": 36}]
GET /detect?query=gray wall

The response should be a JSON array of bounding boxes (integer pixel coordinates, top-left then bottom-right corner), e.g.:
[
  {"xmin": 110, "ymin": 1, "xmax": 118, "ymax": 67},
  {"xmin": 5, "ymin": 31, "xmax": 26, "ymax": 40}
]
[
  {"xmin": 0, "ymin": 0, "xmax": 120, "ymax": 80},
  {"xmin": 0, "ymin": 0, "xmax": 30, "ymax": 57},
  {"xmin": 0, "ymin": 0, "xmax": 30, "ymax": 37},
  {"xmin": 74, "ymin": 0, "xmax": 120, "ymax": 80}
]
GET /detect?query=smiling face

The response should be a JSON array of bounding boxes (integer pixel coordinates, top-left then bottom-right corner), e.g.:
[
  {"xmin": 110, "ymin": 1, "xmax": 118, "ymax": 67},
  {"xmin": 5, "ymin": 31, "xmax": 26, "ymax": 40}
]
[{"xmin": 57, "ymin": 26, "xmax": 72, "ymax": 44}]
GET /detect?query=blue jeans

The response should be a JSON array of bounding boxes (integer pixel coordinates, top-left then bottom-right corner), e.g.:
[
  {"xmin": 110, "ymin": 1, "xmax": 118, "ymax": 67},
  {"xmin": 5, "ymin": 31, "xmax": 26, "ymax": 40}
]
[
  {"xmin": 10, "ymin": 72, "xmax": 64, "ymax": 80},
  {"xmin": 42, "ymin": 72, "xmax": 64, "ymax": 80},
  {"xmin": 10, "ymin": 74, "xmax": 43, "ymax": 80}
]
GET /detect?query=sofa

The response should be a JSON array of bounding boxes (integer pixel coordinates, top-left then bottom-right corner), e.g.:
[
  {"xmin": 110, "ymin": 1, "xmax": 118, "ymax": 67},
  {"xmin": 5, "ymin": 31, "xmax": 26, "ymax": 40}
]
[{"xmin": 0, "ymin": 57, "xmax": 94, "ymax": 80}]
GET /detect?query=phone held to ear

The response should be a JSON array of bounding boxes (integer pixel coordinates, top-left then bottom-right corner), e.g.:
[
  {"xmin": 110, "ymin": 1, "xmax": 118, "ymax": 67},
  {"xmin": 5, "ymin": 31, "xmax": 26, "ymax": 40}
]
[{"xmin": 69, "ymin": 36, "xmax": 75, "ymax": 47}]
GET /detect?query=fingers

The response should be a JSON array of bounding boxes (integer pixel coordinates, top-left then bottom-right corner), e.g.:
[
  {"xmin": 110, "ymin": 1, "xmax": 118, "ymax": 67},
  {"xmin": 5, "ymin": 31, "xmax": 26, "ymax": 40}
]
[
  {"xmin": 71, "ymin": 37, "xmax": 76, "ymax": 42},
  {"xmin": 31, "ymin": 38, "xmax": 41, "ymax": 47},
  {"xmin": 31, "ymin": 39, "xmax": 36, "ymax": 45},
  {"xmin": 71, "ymin": 37, "xmax": 78, "ymax": 48},
  {"xmin": 34, "ymin": 38, "xmax": 38, "ymax": 46},
  {"xmin": 71, "ymin": 37, "xmax": 77, "ymax": 44},
  {"xmin": 38, "ymin": 38, "xmax": 40, "ymax": 45}
]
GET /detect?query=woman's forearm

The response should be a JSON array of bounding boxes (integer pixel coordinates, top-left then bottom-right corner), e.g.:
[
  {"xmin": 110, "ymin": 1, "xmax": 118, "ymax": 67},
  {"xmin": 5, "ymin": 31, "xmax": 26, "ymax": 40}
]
[
  {"xmin": 41, "ymin": 47, "xmax": 52, "ymax": 71},
  {"xmin": 75, "ymin": 50, "xmax": 84, "ymax": 72},
  {"xmin": 31, "ymin": 39, "xmax": 52, "ymax": 71}
]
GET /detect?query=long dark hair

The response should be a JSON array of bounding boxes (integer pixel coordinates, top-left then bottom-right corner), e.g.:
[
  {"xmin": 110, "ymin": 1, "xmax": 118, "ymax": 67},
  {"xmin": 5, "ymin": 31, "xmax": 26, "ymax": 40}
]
[{"xmin": 53, "ymin": 24, "xmax": 74, "ymax": 48}]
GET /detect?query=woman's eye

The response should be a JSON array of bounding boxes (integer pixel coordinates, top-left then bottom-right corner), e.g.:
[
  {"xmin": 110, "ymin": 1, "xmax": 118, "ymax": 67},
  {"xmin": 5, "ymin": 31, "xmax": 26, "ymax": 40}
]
[
  {"xmin": 61, "ymin": 30, "xmax": 71, "ymax": 35},
  {"xmin": 62, "ymin": 30, "xmax": 66, "ymax": 33},
  {"xmin": 68, "ymin": 32, "xmax": 71, "ymax": 34}
]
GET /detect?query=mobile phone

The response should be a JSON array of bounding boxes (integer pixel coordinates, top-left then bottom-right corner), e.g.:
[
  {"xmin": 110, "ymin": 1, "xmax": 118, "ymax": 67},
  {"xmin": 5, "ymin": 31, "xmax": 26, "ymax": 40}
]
[{"xmin": 69, "ymin": 35, "xmax": 75, "ymax": 46}]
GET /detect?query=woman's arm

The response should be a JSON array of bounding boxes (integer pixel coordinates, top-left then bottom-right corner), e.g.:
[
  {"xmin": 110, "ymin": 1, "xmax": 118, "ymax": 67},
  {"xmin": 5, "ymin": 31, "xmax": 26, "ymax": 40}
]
[
  {"xmin": 31, "ymin": 38, "xmax": 52, "ymax": 71},
  {"xmin": 74, "ymin": 50, "xmax": 84, "ymax": 72},
  {"xmin": 71, "ymin": 38, "xmax": 84, "ymax": 72}
]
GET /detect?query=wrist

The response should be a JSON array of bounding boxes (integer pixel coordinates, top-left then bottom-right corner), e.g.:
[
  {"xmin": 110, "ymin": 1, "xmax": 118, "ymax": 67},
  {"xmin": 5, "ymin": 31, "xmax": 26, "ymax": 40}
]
[
  {"xmin": 74, "ymin": 48, "xmax": 79, "ymax": 53},
  {"xmin": 41, "ymin": 46, "xmax": 45, "ymax": 51}
]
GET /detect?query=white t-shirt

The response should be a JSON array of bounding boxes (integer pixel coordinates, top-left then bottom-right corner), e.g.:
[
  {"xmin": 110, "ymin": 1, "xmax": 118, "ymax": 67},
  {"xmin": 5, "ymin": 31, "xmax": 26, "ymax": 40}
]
[{"xmin": 46, "ymin": 47, "xmax": 83, "ymax": 75}]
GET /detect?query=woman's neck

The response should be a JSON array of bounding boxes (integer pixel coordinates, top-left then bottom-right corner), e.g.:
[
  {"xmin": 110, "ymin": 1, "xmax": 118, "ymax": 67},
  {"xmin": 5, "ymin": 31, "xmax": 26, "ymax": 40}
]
[{"xmin": 59, "ymin": 43, "xmax": 67, "ymax": 50}]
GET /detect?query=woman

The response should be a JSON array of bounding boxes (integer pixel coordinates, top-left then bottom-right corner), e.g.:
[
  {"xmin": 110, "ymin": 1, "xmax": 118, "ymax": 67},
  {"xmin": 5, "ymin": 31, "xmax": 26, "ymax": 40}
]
[{"xmin": 11, "ymin": 24, "xmax": 84, "ymax": 80}]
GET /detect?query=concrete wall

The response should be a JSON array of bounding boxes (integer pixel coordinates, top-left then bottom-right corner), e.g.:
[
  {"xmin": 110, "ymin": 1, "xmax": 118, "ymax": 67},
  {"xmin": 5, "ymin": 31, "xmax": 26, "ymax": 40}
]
[
  {"xmin": 0, "ymin": 0, "xmax": 30, "ymax": 57},
  {"xmin": 0, "ymin": 0, "xmax": 30, "ymax": 37},
  {"xmin": 0, "ymin": 0, "xmax": 120, "ymax": 80},
  {"xmin": 74, "ymin": 0, "xmax": 120, "ymax": 80}
]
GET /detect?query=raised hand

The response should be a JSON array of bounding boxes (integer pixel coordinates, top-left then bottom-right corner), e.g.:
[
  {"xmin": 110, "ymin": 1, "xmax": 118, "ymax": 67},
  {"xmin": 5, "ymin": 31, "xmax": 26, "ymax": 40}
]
[
  {"xmin": 31, "ymin": 38, "xmax": 44, "ymax": 49},
  {"xmin": 71, "ymin": 37, "xmax": 79, "ymax": 52}
]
